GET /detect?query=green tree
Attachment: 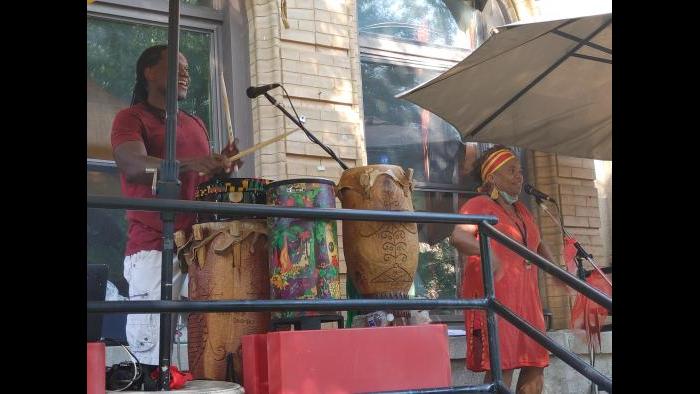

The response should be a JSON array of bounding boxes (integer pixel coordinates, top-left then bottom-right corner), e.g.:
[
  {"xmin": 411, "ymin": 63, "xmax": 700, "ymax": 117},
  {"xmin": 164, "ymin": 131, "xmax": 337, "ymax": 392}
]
[{"xmin": 416, "ymin": 238, "xmax": 458, "ymax": 299}]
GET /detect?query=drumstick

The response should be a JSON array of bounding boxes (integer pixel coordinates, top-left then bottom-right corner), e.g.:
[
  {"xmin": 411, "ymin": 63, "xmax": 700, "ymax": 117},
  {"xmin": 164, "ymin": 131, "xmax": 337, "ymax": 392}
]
[
  {"xmin": 219, "ymin": 71, "xmax": 239, "ymax": 173},
  {"xmin": 220, "ymin": 71, "xmax": 234, "ymax": 143},
  {"xmin": 198, "ymin": 128, "xmax": 301, "ymax": 176},
  {"xmin": 225, "ymin": 128, "xmax": 300, "ymax": 164}
]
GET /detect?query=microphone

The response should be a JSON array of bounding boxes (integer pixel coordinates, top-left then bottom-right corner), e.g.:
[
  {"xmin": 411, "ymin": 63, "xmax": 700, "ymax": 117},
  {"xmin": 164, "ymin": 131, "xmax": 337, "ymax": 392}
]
[
  {"xmin": 246, "ymin": 83, "xmax": 281, "ymax": 99},
  {"xmin": 524, "ymin": 183, "xmax": 556, "ymax": 203}
]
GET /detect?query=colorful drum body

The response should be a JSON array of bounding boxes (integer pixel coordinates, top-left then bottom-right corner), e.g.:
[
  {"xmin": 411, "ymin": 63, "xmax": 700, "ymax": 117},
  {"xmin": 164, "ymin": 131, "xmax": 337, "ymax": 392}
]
[
  {"xmin": 265, "ymin": 178, "xmax": 342, "ymax": 320},
  {"xmin": 184, "ymin": 220, "xmax": 270, "ymax": 382},
  {"xmin": 195, "ymin": 177, "xmax": 271, "ymax": 222},
  {"xmin": 336, "ymin": 165, "xmax": 419, "ymax": 300}
]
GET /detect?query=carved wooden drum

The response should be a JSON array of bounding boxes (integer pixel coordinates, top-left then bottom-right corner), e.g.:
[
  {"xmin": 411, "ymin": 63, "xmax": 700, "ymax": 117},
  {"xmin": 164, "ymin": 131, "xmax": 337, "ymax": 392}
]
[
  {"xmin": 336, "ymin": 165, "xmax": 418, "ymax": 300},
  {"xmin": 183, "ymin": 220, "xmax": 270, "ymax": 382}
]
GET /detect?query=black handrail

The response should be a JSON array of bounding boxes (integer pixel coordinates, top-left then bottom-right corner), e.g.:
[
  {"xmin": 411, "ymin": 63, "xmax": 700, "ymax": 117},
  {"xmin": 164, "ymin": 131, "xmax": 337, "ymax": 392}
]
[
  {"xmin": 371, "ymin": 383, "xmax": 496, "ymax": 393},
  {"xmin": 86, "ymin": 194, "xmax": 612, "ymax": 393},
  {"xmin": 477, "ymin": 224, "xmax": 503, "ymax": 388},
  {"xmin": 480, "ymin": 222, "xmax": 612, "ymax": 312},
  {"xmin": 87, "ymin": 299, "xmax": 490, "ymax": 314},
  {"xmin": 86, "ymin": 195, "xmax": 499, "ymax": 224},
  {"xmin": 490, "ymin": 300, "xmax": 611, "ymax": 391}
]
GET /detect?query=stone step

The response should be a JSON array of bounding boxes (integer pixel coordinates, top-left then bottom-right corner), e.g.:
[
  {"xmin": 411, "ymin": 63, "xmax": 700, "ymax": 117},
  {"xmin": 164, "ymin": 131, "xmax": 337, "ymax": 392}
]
[{"xmin": 449, "ymin": 330, "xmax": 612, "ymax": 394}]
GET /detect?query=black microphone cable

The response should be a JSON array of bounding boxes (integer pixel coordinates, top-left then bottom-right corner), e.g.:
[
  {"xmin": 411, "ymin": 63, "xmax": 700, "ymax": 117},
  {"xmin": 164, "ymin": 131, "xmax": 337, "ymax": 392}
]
[{"xmin": 279, "ymin": 84, "xmax": 349, "ymax": 170}]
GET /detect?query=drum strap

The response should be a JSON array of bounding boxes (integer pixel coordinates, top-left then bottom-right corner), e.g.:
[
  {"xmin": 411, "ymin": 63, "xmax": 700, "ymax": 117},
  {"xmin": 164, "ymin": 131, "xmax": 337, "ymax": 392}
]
[
  {"xmin": 174, "ymin": 230, "xmax": 193, "ymax": 273},
  {"xmin": 183, "ymin": 221, "xmax": 267, "ymax": 269},
  {"xmin": 230, "ymin": 221, "xmax": 241, "ymax": 269}
]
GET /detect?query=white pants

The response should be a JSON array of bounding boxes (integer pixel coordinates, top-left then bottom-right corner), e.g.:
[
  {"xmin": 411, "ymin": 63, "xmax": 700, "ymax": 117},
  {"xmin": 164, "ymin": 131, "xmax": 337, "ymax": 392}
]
[{"xmin": 123, "ymin": 250, "xmax": 189, "ymax": 365}]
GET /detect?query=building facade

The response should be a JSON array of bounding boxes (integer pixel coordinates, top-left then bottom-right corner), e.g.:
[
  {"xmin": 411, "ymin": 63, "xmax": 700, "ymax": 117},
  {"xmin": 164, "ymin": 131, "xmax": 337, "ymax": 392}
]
[{"xmin": 87, "ymin": 0, "xmax": 611, "ymax": 331}]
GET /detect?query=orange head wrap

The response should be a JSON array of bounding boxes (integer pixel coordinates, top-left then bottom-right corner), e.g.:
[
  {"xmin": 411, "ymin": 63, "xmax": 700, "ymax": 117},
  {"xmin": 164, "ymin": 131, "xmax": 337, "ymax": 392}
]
[{"xmin": 480, "ymin": 148, "xmax": 516, "ymax": 182}]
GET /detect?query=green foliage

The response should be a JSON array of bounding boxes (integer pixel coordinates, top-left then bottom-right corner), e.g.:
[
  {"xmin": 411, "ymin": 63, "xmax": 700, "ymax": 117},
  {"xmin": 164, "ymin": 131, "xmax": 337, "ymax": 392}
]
[{"xmin": 416, "ymin": 238, "xmax": 457, "ymax": 299}]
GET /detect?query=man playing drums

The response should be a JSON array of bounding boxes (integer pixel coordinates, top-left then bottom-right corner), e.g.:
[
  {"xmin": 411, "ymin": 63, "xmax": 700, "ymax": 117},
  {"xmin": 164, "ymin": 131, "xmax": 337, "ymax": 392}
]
[{"xmin": 110, "ymin": 45, "xmax": 241, "ymax": 390}]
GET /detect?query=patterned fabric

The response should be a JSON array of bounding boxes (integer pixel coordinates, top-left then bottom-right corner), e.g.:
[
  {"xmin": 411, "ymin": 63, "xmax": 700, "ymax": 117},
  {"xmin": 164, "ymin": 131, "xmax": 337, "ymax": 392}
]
[
  {"xmin": 480, "ymin": 148, "xmax": 516, "ymax": 181},
  {"xmin": 266, "ymin": 180, "xmax": 342, "ymax": 319}
]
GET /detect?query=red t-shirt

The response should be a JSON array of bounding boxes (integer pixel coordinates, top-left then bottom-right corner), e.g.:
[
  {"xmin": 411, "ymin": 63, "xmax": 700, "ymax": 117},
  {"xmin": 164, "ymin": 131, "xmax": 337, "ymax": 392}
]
[{"xmin": 111, "ymin": 102, "xmax": 211, "ymax": 256}]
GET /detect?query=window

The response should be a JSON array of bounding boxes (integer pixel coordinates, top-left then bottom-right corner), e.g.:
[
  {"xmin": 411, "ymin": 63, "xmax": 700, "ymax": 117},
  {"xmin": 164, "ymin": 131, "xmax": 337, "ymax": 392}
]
[
  {"xmin": 358, "ymin": 0, "xmax": 527, "ymax": 305},
  {"xmin": 358, "ymin": 0, "xmax": 470, "ymax": 47},
  {"xmin": 361, "ymin": 62, "xmax": 464, "ymax": 185},
  {"xmin": 87, "ymin": 0, "xmax": 225, "ymax": 288},
  {"xmin": 87, "ymin": 14, "xmax": 221, "ymax": 160}
]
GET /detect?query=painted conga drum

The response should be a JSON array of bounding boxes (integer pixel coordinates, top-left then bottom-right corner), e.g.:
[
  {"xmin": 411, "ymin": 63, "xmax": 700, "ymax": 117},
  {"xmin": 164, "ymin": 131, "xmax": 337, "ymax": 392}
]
[
  {"xmin": 265, "ymin": 178, "xmax": 342, "ymax": 320},
  {"xmin": 184, "ymin": 220, "xmax": 270, "ymax": 382},
  {"xmin": 336, "ymin": 165, "xmax": 419, "ymax": 303},
  {"xmin": 195, "ymin": 177, "xmax": 271, "ymax": 222}
]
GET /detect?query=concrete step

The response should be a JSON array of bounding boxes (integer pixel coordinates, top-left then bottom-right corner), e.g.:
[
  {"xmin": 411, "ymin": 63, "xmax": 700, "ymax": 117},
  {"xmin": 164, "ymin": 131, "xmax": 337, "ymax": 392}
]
[{"xmin": 448, "ymin": 330, "xmax": 612, "ymax": 394}]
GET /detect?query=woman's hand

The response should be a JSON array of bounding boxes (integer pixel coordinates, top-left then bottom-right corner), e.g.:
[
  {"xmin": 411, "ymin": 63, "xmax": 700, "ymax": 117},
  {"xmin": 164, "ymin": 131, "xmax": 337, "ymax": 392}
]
[{"xmin": 451, "ymin": 224, "xmax": 504, "ymax": 281}]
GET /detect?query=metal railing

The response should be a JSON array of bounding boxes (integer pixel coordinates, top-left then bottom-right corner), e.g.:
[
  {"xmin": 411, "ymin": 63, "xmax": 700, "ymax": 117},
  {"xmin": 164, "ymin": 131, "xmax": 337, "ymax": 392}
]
[{"xmin": 87, "ymin": 195, "xmax": 612, "ymax": 393}]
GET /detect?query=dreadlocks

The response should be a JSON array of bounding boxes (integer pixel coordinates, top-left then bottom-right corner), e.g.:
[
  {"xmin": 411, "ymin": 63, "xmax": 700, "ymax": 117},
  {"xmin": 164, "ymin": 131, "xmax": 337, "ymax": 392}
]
[{"xmin": 131, "ymin": 45, "xmax": 167, "ymax": 106}]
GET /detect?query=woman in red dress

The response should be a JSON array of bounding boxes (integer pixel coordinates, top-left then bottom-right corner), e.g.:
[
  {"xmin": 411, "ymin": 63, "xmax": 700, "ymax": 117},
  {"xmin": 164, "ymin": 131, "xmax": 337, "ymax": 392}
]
[{"xmin": 451, "ymin": 146, "xmax": 555, "ymax": 394}]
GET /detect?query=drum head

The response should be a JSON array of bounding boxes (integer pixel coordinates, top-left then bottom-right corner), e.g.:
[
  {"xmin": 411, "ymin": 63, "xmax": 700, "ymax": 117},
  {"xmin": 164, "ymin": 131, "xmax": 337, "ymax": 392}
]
[{"xmin": 265, "ymin": 177, "xmax": 335, "ymax": 189}]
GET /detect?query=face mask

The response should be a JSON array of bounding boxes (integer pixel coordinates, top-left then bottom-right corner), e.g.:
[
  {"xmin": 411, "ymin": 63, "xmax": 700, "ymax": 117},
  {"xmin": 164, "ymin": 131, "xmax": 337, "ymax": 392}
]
[{"xmin": 499, "ymin": 190, "xmax": 519, "ymax": 204}]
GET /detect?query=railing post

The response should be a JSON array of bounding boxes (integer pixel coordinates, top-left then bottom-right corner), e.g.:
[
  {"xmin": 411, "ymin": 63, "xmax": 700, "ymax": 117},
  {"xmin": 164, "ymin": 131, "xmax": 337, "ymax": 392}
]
[
  {"xmin": 157, "ymin": 0, "xmax": 181, "ymax": 390},
  {"xmin": 478, "ymin": 223, "xmax": 504, "ymax": 393}
]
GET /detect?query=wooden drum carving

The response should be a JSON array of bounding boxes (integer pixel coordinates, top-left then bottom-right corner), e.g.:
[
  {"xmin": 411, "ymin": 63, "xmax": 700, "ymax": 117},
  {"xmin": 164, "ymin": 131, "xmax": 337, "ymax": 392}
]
[
  {"xmin": 336, "ymin": 165, "xmax": 418, "ymax": 300},
  {"xmin": 181, "ymin": 220, "xmax": 270, "ymax": 382}
]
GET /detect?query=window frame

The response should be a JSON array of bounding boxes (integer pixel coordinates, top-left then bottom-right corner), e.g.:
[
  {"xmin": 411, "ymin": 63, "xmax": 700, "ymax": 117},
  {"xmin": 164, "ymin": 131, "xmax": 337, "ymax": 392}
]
[{"xmin": 87, "ymin": 0, "xmax": 226, "ymax": 167}]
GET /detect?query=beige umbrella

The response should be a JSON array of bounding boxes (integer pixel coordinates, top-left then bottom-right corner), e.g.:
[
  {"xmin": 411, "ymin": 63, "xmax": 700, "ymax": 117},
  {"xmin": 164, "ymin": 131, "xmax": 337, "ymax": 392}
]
[{"xmin": 397, "ymin": 13, "xmax": 612, "ymax": 160}]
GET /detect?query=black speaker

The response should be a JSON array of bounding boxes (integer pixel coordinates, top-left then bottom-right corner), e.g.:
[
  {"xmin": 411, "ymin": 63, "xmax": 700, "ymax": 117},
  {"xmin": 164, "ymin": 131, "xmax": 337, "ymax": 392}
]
[{"xmin": 87, "ymin": 264, "xmax": 108, "ymax": 342}]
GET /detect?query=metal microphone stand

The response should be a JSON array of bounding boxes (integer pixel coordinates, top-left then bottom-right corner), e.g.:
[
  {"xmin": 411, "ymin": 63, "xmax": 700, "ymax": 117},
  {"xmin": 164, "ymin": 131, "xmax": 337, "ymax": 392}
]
[
  {"xmin": 535, "ymin": 196, "xmax": 610, "ymax": 394},
  {"xmin": 536, "ymin": 198, "xmax": 611, "ymax": 287},
  {"xmin": 262, "ymin": 92, "xmax": 349, "ymax": 170}
]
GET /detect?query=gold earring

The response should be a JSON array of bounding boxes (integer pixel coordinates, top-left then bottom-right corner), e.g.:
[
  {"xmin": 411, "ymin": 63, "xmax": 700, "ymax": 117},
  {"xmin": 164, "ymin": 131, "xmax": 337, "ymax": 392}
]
[{"xmin": 490, "ymin": 184, "xmax": 499, "ymax": 200}]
